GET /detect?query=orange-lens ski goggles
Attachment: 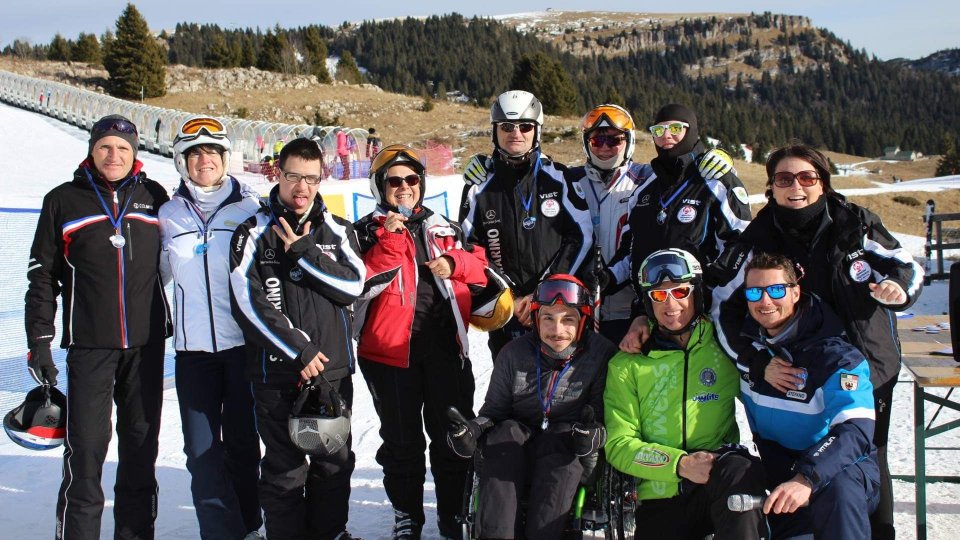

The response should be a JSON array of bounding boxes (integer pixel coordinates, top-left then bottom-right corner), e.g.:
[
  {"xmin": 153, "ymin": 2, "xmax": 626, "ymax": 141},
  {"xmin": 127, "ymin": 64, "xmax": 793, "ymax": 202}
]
[
  {"xmin": 371, "ymin": 144, "xmax": 424, "ymax": 175},
  {"xmin": 581, "ymin": 105, "xmax": 635, "ymax": 132}
]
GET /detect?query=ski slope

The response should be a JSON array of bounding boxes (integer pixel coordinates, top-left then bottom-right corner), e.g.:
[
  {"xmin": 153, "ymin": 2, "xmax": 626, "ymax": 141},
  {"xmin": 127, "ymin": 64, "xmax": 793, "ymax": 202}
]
[{"xmin": 0, "ymin": 101, "xmax": 958, "ymax": 539}]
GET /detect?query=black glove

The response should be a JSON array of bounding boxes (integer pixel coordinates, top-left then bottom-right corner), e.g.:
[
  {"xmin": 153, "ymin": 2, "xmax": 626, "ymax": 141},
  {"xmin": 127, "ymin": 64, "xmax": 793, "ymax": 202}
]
[
  {"xmin": 595, "ymin": 268, "xmax": 617, "ymax": 295},
  {"xmin": 446, "ymin": 407, "xmax": 493, "ymax": 459},
  {"xmin": 571, "ymin": 405, "xmax": 606, "ymax": 457},
  {"xmin": 27, "ymin": 344, "xmax": 58, "ymax": 386}
]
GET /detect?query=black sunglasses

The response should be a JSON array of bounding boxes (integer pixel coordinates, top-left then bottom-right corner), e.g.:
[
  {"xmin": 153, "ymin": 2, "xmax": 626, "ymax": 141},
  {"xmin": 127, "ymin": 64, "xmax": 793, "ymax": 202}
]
[
  {"xmin": 385, "ymin": 174, "xmax": 421, "ymax": 188},
  {"xmin": 498, "ymin": 122, "xmax": 535, "ymax": 134},
  {"xmin": 92, "ymin": 117, "xmax": 138, "ymax": 136}
]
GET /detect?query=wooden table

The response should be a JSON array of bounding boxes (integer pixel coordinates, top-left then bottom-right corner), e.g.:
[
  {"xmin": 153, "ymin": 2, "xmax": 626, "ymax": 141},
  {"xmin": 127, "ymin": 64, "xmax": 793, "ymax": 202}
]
[{"xmin": 899, "ymin": 315, "xmax": 960, "ymax": 540}]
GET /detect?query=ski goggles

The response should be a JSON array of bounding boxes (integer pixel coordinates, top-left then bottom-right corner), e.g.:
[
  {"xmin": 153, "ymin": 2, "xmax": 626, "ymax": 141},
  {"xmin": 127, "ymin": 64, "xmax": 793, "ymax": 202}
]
[
  {"xmin": 177, "ymin": 117, "xmax": 227, "ymax": 143},
  {"xmin": 498, "ymin": 122, "xmax": 536, "ymax": 134},
  {"xmin": 534, "ymin": 278, "xmax": 590, "ymax": 308},
  {"xmin": 371, "ymin": 144, "xmax": 425, "ymax": 177},
  {"xmin": 92, "ymin": 117, "xmax": 138, "ymax": 137},
  {"xmin": 744, "ymin": 283, "xmax": 796, "ymax": 302},
  {"xmin": 771, "ymin": 170, "xmax": 820, "ymax": 188},
  {"xmin": 647, "ymin": 284, "xmax": 695, "ymax": 303},
  {"xmin": 581, "ymin": 105, "xmax": 635, "ymax": 131},
  {"xmin": 385, "ymin": 174, "xmax": 421, "ymax": 188},
  {"xmin": 588, "ymin": 134, "xmax": 627, "ymax": 149},
  {"xmin": 647, "ymin": 122, "xmax": 689, "ymax": 138},
  {"xmin": 639, "ymin": 252, "xmax": 697, "ymax": 288}
]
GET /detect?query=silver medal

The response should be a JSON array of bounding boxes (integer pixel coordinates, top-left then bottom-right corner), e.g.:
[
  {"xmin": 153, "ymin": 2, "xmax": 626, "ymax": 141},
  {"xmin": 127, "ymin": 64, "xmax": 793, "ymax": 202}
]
[
  {"xmin": 541, "ymin": 417, "xmax": 549, "ymax": 430},
  {"xmin": 656, "ymin": 210, "xmax": 667, "ymax": 225},
  {"xmin": 109, "ymin": 234, "xmax": 126, "ymax": 248},
  {"xmin": 522, "ymin": 216, "xmax": 537, "ymax": 230}
]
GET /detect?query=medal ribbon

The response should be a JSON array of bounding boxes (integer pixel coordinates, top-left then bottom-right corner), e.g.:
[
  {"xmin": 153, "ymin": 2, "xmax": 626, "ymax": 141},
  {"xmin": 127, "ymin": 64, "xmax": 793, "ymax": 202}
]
[
  {"xmin": 535, "ymin": 348, "xmax": 573, "ymax": 425},
  {"xmin": 658, "ymin": 177, "xmax": 691, "ymax": 214},
  {"xmin": 84, "ymin": 169, "xmax": 134, "ymax": 236}
]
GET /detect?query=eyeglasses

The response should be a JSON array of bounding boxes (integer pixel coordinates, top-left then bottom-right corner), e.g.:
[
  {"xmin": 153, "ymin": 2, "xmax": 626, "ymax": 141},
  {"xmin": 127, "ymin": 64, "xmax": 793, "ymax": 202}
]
[
  {"xmin": 177, "ymin": 117, "xmax": 227, "ymax": 143},
  {"xmin": 535, "ymin": 279, "xmax": 589, "ymax": 308},
  {"xmin": 385, "ymin": 174, "xmax": 421, "ymax": 188},
  {"xmin": 92, "ymin": 117, "xmax": 138, "ymax": 137},
  {"xmin": 771, "ymin": 170, "xmax": 820, "ymax": 188},
  {"xmin": 589, "ymin": 134, "xmax": 627, "ymax": 149},
  {"xmin": 744, "ymin": 283, "xmax": 796, "ymax": 302},
  {"xmin": 647, "ymin": 284, "xmax": 695, "ymax": 303},
  {"xmin": 371, "ymin": 144, "xmax": 425, "ymax": 177},
  {"xmin": 647, "ymin": 122, "xmax": 689, "ymax": 138},
  {"xmin": 581, "ymin": 105, "xmax": 635, "ymax": 132},
  {"xmin": 281, "ymin": 171, "xmax": 322, "ymax": 185},
  {"xmin": 498, "ymin": 122, "xmax": 536, "ymax": 134}
]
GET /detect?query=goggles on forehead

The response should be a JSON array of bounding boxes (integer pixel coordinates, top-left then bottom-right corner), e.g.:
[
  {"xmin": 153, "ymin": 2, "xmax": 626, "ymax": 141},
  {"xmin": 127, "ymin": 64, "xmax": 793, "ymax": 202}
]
[
  {"xmin": 582, "ymin": 105, "xmax": 635, "ymax": 132},
  {"xmin": 371, "ymin": 144, "xmax": 425, "ymax": 176},
  {"xmin": 92, "ymin": 117, "xmax": 138, "ymax": 137},
  {"xmin": 534, "ymin": 279, "xmax": 590, "ymax": 308},
  {"xmin": 177, "ymin": 117, "xmax": 227, "ymax": 142},
  {"xmin": 639, "ymin": 251, "xmax": 699, "ymax": 289}
]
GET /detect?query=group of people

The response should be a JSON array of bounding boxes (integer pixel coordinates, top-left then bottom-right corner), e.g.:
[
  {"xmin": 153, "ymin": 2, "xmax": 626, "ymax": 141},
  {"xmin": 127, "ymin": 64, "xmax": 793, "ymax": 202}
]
[{"xmin": 22, "ymin": 84, "xmax": 921, "ymax": 540}]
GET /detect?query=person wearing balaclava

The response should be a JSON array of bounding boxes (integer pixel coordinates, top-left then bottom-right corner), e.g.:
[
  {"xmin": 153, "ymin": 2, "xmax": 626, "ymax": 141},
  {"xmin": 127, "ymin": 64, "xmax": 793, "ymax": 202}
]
[
  {"xmin": 613, "ymin": 103, "xmax": 753, "ymax": 354},
  {"xmin": 710, "ymin": 143, "xmax": 924, "ymax": 540},
  {"xmin": 353, "ymin": 144, "xmax": 490, "ymax": 539},
  {"xmin": 24, "ymin": 114, "xmax": 171, "ymax": 539}
]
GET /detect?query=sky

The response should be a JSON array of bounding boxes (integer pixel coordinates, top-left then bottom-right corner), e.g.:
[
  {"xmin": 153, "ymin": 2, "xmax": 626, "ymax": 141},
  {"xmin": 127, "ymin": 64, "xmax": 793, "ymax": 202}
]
[{"xmin": 0, "ymin": 1, "xmax": 957, "ymax": 61}]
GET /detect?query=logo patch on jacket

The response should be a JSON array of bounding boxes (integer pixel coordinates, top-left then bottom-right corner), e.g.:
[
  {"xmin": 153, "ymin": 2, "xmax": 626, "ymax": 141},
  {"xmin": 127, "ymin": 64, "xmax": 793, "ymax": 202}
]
[
  {"xmin": 848, "ymin": 259, "xmax": 872, "ymax": 283},
  {"xmin": 677, "ymin": 205, "xmax": 697, "ymax": 223},
  {"xmin": 733, "ymin": 187, "xmax": 749, "ymax": 204},
  {"xmin": 699, "ymin": 368, "xmax": 716, "ymax": 387},
  {"xmin": 840, "ymin": 373, "xmax": 859, "ymax": 391},
  {"xmin": 634, "ymin": 448, "xmax": 670, "ymax": 467}
]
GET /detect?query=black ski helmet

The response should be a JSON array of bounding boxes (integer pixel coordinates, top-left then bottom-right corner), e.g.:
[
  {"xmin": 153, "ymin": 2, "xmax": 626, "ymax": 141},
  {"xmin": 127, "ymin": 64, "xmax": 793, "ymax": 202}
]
[
  {"xmin": 4, "ymin": 385, "xmax": 67, "ymax": 451},
  {"xmin": 288, "ymin": 376, "xmax": 351, "ymax": 456}
]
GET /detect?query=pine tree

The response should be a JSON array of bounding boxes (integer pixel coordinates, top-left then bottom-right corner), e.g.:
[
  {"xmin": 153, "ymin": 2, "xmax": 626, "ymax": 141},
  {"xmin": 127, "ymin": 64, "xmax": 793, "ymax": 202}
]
[
  {"xmin": 303, "ymin": 26, "xmax": 331, "ymax": 83},
  {"xmin": 205, "ymin": 32, "xmax": 231, "ymax": 68},
  {"xmin": 72, "ymin": 33, "xmax": 102, "ymax": 64},
  {"xmin": 509, "ymin": 53, "xmax": 578, "ymax": 116},
  {"xmin": 103, "ymin": 4, "xmax": 166, "ymax": 98},
  {"xmin": 47, "ymin": 34, "xmax": 72, "ymax": 61},
  {"xmin": 936, "ymin": 133, "xmax": 960, "ymax": 176},
  {"xmin": 257, "ymin": 30, "xmax": 285, "ymax": 72},
  {"xmin": 336, "ymin": 50, "xmax": 363, "ymax": 84}
]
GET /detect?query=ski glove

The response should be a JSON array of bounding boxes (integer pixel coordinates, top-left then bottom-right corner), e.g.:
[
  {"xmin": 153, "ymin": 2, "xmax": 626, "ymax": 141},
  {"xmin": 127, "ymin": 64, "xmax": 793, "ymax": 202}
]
[
  {"xmin": 571, "ymin": 405, "xmax": 606, "ymax": 457},
  {"xmin": 698, "ymin": 148, "xmax": 736, "ymax": 181},
  {"xmin": 446, "ymin": 407, "xmax": 493, "ymax": 459},
  {"xmin": 27, "ymin": 344, "xmax": 58, "ymax": 386},
  {"xmin": 463, "ymin": 154, "xmax": 492, "ymax": 186},
  {"xmin": 594, "ymin": 268, "xmax": 617, "ymax": 296}
]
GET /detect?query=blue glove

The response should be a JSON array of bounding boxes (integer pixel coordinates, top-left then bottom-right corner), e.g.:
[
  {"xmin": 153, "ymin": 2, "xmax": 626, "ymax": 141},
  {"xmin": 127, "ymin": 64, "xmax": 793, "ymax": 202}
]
[
  {"xmin": 463, "ymin": 154, "xmax": 492, "ymax": 185},
  {"xmin": 698, "ymin": 149, "xmax": 735, "ymax": 181}
]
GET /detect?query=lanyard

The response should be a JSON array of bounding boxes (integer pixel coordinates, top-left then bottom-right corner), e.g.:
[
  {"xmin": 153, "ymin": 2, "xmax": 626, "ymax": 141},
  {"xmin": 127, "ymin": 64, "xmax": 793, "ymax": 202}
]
[
  {"xmin": 658, "ymin": 177, "xmax": 691, "ymax": 211},
  {"xmin": 514, "ymin": 153, "xmax": 543, "ymax": 218},
  {"xmin": 84, "ymin": 169, "xmax": 134, "ymax": 231},
  {"xmin": 535, "ymin": 348, "xmax": 573, "ymax": 427},
  {"xmin": 586, "ymin": 170, "xmax": 623, "ymax": 225}
]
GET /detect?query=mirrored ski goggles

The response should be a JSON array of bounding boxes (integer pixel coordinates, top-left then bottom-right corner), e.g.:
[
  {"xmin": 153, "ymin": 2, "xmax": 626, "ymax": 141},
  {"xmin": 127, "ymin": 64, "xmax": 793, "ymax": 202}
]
[
  {"xmin": 589, "ymin": 134, "xmax": 627, "ymax": 149},
  {"xmin": 535, "ymin": 279, "xmax": 589, "ymax": 308},
  {"xmin": 371, "ymin": 144, "xmax": 425, "ymax": 176},
  {"xmin": 771, "ymin": 170, "xmax": 820, "ymax": 188},
  {"xmin": 498, "ymin": 122, "xmax": 536, "ymax": 134},
  {"xmin": 92, "ymin": 117, "xmax": 138, "ymax": 136},
  {"xmin": 744, "ymin": 283, "xmax": 796, "ymax": 302},
  {"xmin": 647, "ymin": 122, "xmax": 689, "ymax": 138},
  {"xmin": 385, "ymin": 174, "xmax": 421, "ymax": 188},
  {"xmin": 581, "ymin": 105, "xmax": 635, "ymax": 131},
  {"xmin": 177, "ymin": 117, "xmax": 227, "ymax": 142},
  {"xmin": 640, "ymin": 253, "xmax": 696, "ymax": 288},
  {"xmin": 647, "ymin": 284, "xmax": 695, "ymax": 303}
]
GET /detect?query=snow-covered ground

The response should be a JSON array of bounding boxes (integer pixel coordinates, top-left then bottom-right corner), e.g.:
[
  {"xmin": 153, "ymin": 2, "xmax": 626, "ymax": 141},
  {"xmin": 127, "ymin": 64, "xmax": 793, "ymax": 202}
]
[{"xmin": 1, "ymin": 101, "xmax": 959, "ymax": 538}]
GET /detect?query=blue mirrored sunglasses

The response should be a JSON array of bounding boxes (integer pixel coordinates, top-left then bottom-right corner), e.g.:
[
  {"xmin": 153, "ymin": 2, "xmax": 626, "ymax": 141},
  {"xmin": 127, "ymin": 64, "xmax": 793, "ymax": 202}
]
[{"xmin": 744, "ymin": 283, "xmax": 796, "ymax": 302}]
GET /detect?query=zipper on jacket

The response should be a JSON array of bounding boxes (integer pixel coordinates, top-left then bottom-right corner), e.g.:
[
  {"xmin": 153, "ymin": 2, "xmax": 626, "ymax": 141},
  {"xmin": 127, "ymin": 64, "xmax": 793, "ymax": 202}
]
[
  {"xmin": 127, "ymin": 222, "xmax": 134, "ymax": 261},
  {"xmin": 112, "ymin": 189, "xmax": 129, "ymax": 348},
  {"xmin": 202, "ymin": 230, "xmax": 218, "ymax": 352},
  {"xmin": 682, "ymin": 348, "xmax": 690, "ymax": 450}
]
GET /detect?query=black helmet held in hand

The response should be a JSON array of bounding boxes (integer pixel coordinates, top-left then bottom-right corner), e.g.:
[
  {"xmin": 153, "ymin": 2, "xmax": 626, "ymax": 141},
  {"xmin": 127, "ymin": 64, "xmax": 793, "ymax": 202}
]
[
  {"xmin": 4, "ymin": 385, "xmax": 67, "ymax": 450},
  {"xmin": 288, "ymin": 375, "xmax": 351, "ymax": 456}
]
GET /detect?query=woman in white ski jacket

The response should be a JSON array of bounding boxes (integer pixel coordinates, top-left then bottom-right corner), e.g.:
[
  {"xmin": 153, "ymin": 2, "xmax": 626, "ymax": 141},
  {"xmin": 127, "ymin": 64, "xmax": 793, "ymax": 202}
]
[{"xmin": 159, "ymin": 116, "xmax": 264, "ymax": 540}]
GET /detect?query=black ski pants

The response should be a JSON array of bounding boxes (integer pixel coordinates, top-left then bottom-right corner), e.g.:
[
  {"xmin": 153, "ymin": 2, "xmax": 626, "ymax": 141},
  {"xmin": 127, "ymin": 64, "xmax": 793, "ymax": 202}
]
[
  {"xmin": 56, "ymin": 343, "xmax": 165, "ymax": 540},
  {"xmin": 252, "ymin": 376, "xmax": 355, "ymax": 540}
]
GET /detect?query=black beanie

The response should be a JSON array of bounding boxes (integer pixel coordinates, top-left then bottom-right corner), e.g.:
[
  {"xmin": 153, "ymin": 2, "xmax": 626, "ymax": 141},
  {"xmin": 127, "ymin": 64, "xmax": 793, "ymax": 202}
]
[
  {"xmin": 89, "ymin": 114, "xmax": 139, "ymax": 161},
  {"xmin": 653, "ymin": 104, "xmax": 699, "ymax": 159}
]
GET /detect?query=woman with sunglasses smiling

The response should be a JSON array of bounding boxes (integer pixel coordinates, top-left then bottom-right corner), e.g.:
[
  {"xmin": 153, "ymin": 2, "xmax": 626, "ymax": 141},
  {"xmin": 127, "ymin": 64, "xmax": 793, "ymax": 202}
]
[
  {"xmin": 25, "ymin": 114, "xmax": 172, "ymax": 539},
  {"xmin": 613, "ymin": 103, "xmax": 752, "ymax": 356},
  {"xmin": 158, "ymin": 116, "xmax": 264, "ymax": 539},
  {"xmin": 354, "ymin": 144, "xmax": 489, "ymax": 539},
  {"xmin": 604, "ymin": 248, "xmax": 767, "ymax": 539},
  {"xmin": 711, "ymin": 143, "xmax": 923, "ymax": 539},
  {"xmin": 460, "ymin": 90, "xmax": 593, "ymax": 359}
]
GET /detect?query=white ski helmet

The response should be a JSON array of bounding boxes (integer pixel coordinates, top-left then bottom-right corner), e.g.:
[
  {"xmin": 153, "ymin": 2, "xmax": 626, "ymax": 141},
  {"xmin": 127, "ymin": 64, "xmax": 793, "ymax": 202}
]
[
  {"xmin": 173, "ymin": 116, "xmax": 232, "ymax": 183},
  {"xmin": 490, "ymin": 90, "xmax": 544, "ymax": 159},
  {"xmin": 580, "ymin": 104, "xmax": 636, "ymax": 171}
]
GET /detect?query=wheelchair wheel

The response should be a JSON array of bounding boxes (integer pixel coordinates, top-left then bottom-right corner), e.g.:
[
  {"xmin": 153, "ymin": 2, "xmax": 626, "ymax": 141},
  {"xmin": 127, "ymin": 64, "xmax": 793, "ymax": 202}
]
[
  {"xmin": 457, "ymin": 460, "xmax": 479, "ymax": 540},
  {"xmin": 606, "ymin": 466, "xmax": 637, "ymax": 540}
]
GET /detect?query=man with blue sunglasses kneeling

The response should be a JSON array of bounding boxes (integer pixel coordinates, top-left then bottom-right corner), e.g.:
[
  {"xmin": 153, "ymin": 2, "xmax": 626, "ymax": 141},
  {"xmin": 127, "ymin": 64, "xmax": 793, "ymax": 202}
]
[{"xmin": 740, "ymin": 252, "xmax": 879, "ymax": 540}]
